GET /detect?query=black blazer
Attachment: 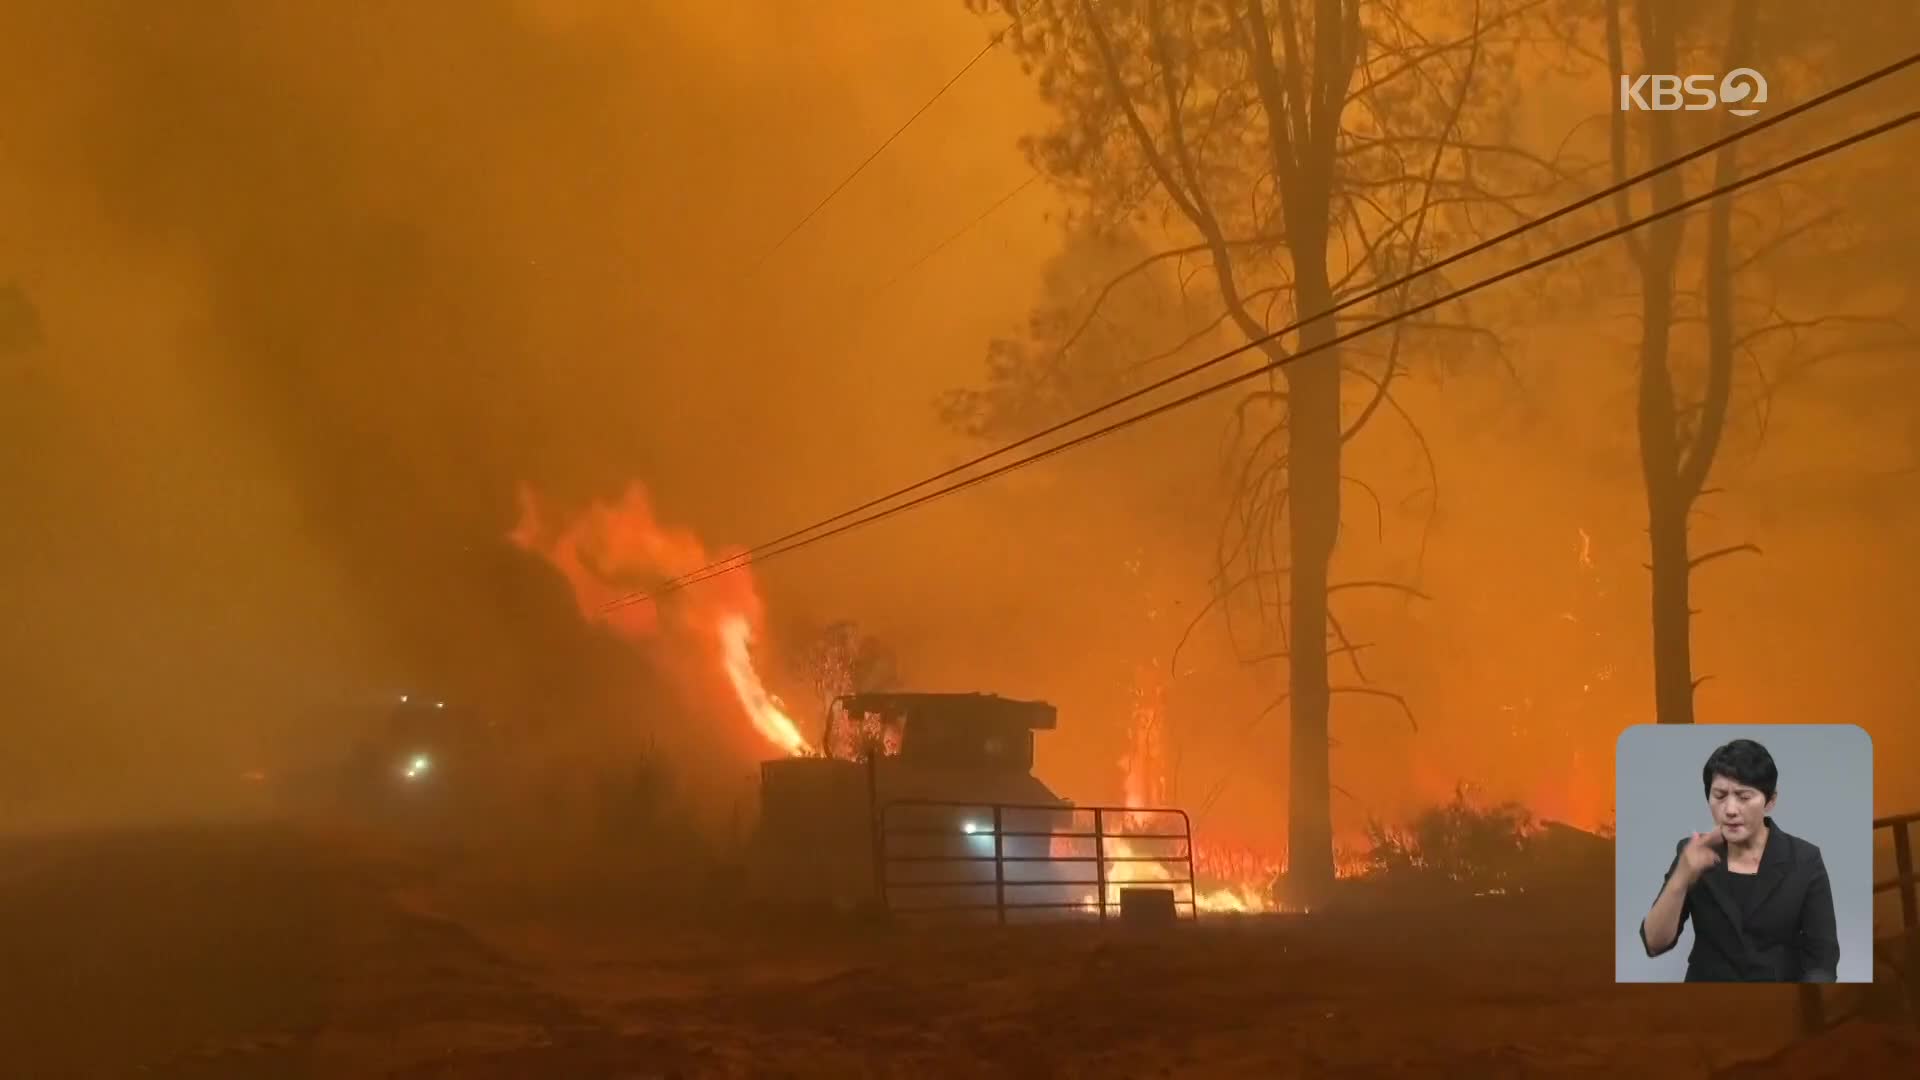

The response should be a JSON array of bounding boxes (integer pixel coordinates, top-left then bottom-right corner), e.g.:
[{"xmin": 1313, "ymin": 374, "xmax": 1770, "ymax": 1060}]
[{"xmin": 1639, "ymin": 818, "xmax": 1839, "ymax": 982}]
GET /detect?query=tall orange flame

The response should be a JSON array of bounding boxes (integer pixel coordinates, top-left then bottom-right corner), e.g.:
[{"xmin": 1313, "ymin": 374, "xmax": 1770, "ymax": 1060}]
[
  {"xmin": 718, "ymin": 614, "xmax": 811, "ymax": 756},
  {"xmin": 509, "ymin": 482, "xmax": 813, "ymax": 758},
  {"xmin": 1111, "ymin": 662, "xmax": 1290, "ymax": 913},
  {"xmin": 1119, "ymin": 663, "xmax": 1168, "ymax": 814}
]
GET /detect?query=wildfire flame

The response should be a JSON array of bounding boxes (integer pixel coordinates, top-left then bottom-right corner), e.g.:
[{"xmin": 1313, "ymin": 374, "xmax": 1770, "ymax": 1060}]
[
  {"xmin": 718, "ymin": 614, "xmax": 811, "ymax": 756},
  {"xmin": 1104, "ymin": 663, "xmax": 1289, "ymax": 914},
  {"xmin": 1103, "ymin": 662, "xmax": 1379, "ymax": 914},
  {"xmin": 1193, "ymin": 841, "xmax": 1286, "ymax": 913},
  {"xmin": 509, "ymin": 482, "xmax": 813, "ymax": 758},
  {"xmin": 1119, "ymin": 666, "xmax": 1168, "ymax": 812}
]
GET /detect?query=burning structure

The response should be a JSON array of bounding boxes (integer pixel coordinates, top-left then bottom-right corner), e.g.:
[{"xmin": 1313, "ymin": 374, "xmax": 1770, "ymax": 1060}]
[
  {"xmin": 509, "ymin": 480, "xmax": 1283, "ymax": 916},
  {"xmin": 750, "ymin": 692, "xmax": 1074, "ymax": 911},
  {"xmin": 752, "ymin": 690, "xmax": 1278, "ymax": 920}
]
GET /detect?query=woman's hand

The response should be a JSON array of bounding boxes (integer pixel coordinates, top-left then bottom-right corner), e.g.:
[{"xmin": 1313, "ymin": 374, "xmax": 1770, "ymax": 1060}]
[{"xmin": 1677, "ymin": 828, "xmax": 1726, "ymax": 881}]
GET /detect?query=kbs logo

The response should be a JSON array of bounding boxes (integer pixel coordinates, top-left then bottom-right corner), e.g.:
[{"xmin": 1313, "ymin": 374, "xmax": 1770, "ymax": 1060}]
[{"xmin": 1619, "ymin": 68, "xmax": 1768, "ymax": 116}]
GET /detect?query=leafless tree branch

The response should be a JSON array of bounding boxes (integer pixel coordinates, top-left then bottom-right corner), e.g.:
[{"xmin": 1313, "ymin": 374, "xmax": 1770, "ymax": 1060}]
[
  {"xmin": 1057, "ymin": 233, "xmax": 1289, "ymax": 361},
  {"xmin": 1329, "ymin": 685, "xmax": 1420, "ymax": 732},
  {"xmin": 1688, "ymin": 543, "xmax": 1761, "ymax": 570},
  {"xmin": 1342, "ymin": 474, "xmax": 1386, "ymax": 541},
  {"xmin": 1326, "ymin": 608, "xmax": 1370, "ymax": 683},
  {"xmin": 1328, "ymin": 580, "xmax": 1434, "ymax": 601}
]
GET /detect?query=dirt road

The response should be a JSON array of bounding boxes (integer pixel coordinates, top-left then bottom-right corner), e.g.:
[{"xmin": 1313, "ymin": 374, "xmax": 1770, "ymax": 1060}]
[{"xmin": 0, "ymin": 824, "xmax": 1907, "ymax": 1077}]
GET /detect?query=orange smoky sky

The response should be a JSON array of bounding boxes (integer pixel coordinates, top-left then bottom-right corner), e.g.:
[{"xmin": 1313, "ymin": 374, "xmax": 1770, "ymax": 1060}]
[{"xmin": 0, "ymin": 1, "xmax": 1914, "ymax": 847}]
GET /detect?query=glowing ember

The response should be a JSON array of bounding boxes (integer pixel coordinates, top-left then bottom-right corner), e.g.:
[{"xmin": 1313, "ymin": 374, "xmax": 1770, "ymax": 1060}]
[{"xmin": 509, "ymin": 482, "xmax": 813, "ymax": 758}]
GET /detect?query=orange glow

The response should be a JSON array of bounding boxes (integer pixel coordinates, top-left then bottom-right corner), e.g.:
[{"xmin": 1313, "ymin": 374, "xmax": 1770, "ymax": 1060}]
[
  {"xmin": 1119, "ymin": 663, "xmax": 1169, "ymax": 811},
  {"xmin": 509, "ymin": 482, "xmax": 813, "ymax": 759},
  {"xmin": 1111, "ymin": 663, "xmax": 1306, "ymax": 913}
]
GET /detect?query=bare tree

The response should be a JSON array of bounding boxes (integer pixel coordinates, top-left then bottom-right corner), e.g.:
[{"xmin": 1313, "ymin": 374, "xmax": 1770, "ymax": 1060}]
[
  {"xmin": 1589, "ymin": 0, "xmax": 1915, "ymax": 722},
  {"xmin": 970, "ymin": 0, "xmax": 1559, "ymax": 905},
  {"xmin": 1600, "ymin": 0, "xmax": 1747, "ymax": 724}
]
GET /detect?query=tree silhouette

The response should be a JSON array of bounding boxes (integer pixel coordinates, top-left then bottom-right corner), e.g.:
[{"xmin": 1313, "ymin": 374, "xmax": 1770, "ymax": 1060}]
[
  {"xmin": 968, "ymin": 0, "xmax": 1560, "ymax": 906},
  {"xmin": 1548, "ymin": 0, "xmax": 1918, "ymax": 721}
]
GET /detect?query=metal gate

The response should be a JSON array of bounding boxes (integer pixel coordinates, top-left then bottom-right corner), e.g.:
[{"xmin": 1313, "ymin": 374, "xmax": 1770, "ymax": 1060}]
[
  {"xmin": 1869, "ymin": 809, "xmax": 1920, "ymax": 1025},
  {"xmin": 878, "ymin": 799, "xmax": 1199, "ymax": 922},
  {"xmin": 1798, "ymin": 808, "xmax": 1920, "ymax": 1033}
]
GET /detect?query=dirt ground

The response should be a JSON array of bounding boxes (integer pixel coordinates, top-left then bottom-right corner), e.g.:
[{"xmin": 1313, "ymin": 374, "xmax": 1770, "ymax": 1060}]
[{"xmin": 1, "ymin": 823, "xmax": 1911, "ymax": 1078}]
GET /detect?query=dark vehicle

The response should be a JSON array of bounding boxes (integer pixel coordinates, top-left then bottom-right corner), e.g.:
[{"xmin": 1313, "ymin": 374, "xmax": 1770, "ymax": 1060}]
[{"xmin": 749, "ymin": 691, "xmax": 1080, "ymax": 912}]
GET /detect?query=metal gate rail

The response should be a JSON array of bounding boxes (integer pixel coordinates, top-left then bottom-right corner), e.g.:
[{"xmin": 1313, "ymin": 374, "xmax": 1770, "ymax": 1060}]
[
  {"xmin": 879, "ymin": 799, "xmax": 1198, "ymax": 923},
  {"xmin": 1869, "ymin": 809, "xmax": 1920, "ymax": 1026},
  {"xmin": 1799, "ymin": 808, "xmax": 1920, "ymax": 1033}
]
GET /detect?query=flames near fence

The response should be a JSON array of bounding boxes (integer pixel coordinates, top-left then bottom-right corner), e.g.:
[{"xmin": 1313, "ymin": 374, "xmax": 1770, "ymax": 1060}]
[{"xmin": 879, "ymin": 800, "xmax": 1200, "ymax": 921}]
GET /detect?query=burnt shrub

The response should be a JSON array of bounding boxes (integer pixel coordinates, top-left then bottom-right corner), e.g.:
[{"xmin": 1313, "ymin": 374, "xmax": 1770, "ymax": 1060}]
[{"xmin": 1363, "ymin": 784, "xmax": 1538, "ymax": 889}]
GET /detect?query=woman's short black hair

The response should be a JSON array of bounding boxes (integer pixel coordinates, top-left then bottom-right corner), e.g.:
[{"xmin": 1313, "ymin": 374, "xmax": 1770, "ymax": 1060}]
[{"xmin": 1702, "ymin": 738, "xmax": 1779, "ymax": 800}]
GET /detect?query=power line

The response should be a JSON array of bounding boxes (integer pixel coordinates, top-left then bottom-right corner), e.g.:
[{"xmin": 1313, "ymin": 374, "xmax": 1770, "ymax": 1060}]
[
  {"xmin": 858, "ymin": 170, "xmax": 1044, "ymax": 306},
  {"xmin": 636, "ymin": 107, "xmax": 1918, "ymax": 605},
  {"xmin": 802, "ymin": 170, "xmax": 1046, "ymax": 361},
  {"xmin": 615, "ymin": 54, "xmax": 1920, "ymax": 610},
  {"xmin": 648, "ymin": 108, "xmax": 1916, "ymax": 602},
  {"xmin": 625, "ymin": 108, "xmax": 1916, "ymax": 607},
  {"xmin": 742, "ymin": 18, "xmax": 1023, "ymax": 280},
  {"xmin": 616, "ymin": 53, "xmax": 1920, "ymax": 610}
]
